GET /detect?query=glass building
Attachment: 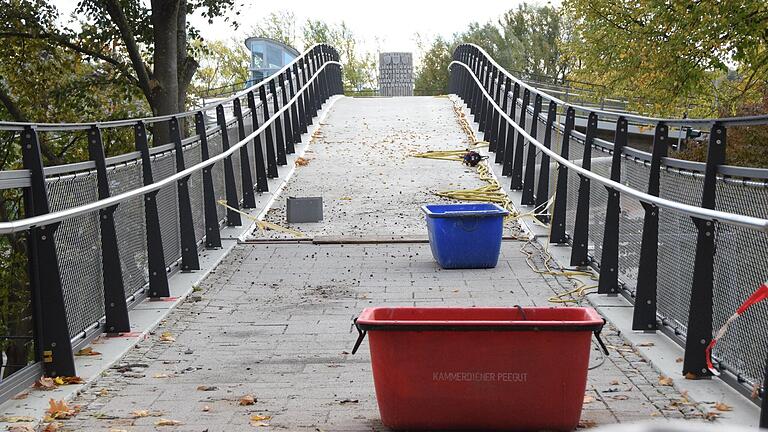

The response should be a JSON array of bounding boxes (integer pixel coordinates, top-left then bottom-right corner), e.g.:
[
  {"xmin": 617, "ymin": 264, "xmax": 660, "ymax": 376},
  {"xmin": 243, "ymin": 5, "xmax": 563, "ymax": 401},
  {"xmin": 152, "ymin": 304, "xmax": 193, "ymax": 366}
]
[{"xmin": 245, "ymin": 37, "xmax": 300, "ymax": 85}]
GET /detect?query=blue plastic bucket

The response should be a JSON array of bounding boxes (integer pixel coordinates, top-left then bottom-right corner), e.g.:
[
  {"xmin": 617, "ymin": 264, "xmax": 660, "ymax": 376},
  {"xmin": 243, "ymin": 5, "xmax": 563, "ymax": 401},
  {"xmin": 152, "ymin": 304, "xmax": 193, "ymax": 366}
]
[{"xmin": 422, "ymin": 203, "xmax": 509, "ymax": 269}]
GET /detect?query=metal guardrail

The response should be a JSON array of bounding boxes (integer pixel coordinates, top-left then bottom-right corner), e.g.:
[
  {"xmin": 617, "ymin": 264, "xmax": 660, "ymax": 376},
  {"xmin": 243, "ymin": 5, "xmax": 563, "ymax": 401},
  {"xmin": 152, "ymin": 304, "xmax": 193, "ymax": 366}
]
[
  {"xmin": 450, "ymin": 43, "xmax": 768, "ymax": 427},
  {"xmin": 0, "ymin": 44, "xmax": 343, "ymax": 402}
]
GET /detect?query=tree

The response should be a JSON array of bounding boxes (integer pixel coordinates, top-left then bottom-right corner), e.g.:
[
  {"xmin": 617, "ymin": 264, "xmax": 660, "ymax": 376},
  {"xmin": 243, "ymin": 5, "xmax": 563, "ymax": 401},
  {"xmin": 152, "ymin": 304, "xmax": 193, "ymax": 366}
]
[
  {"xmin": 250, "ymin": 10, "xmax": 298, "ymax": 48},
  {"xmin": 187, "ymin": 39, "xmax": 250, "ymax": 103},
  {"xmin": 414, "ymin": 37, "xmax": 452, "ymax": 95}
]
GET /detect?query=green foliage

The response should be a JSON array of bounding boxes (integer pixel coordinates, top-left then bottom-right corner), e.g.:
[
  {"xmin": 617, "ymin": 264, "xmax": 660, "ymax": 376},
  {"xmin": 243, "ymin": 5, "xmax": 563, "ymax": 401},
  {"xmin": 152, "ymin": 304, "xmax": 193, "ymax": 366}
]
[
  {"xmin": 414, "ymin": 37, "xmax": 452, "ymax": 95},
  {"xmin": 250, "ymin": 10, "xmax": 298, "ymax": 48},
  {"xmin": 188, "ymin": 39, "xmax": 250, "ymax": 101}
]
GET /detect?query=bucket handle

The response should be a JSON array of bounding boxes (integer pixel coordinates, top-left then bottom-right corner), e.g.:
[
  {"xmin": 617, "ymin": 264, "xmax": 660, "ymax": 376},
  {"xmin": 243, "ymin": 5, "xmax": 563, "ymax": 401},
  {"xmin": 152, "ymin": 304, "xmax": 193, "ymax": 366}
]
[
  {"xmin": 351, "ymin": 318, "xmax": 367, "ymax": 355},
  {"xmin": 593, "ymin": 319, "xmax": 610, "ymax": 355}
]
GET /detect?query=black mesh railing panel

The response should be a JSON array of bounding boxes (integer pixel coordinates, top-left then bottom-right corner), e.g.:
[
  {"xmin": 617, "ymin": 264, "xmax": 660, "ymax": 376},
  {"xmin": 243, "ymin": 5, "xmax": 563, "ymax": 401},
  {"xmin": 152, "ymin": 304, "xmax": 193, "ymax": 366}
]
[
  {"xmin": 656, "ymin": 170, "xmax": 704, "ymax": 335},
  {"xmin": 226, "ymin": 120, "xmax": 243, "ymax": 196},
  {"xmin": 588, "ymin": 147, "xmax": 612, "ymax": 262},
  {"xmin": 207, "ymin": 131, "xmax": 226, "ymax": 221},
  {"xmin": 712, "ymin": 180, "xmax": 768, "ymax": 387},
  {"xmin": 564, "ymin": 137, "xmax": 586, "ymax": 238},
  {"xmin": 243, "ymin": 112, "xmax": 256, "ymax": 189},
  {"xmin": 616, "ymin": 159, "xmax": 651, "ymax": 294},
  {"xmin": 151, "ymin": 152, "xmax": 181, "ymax": 266},
  {"xmin": 46, "ymin": 173, "xmax": 105, "ymax": 337},
  {"xmin": 184, "ymin": 143, "xmax": 205, "ymax": 242},
  {"xmin": 106, "ymin": 162, "xmax": 148, "ymax": 298}
]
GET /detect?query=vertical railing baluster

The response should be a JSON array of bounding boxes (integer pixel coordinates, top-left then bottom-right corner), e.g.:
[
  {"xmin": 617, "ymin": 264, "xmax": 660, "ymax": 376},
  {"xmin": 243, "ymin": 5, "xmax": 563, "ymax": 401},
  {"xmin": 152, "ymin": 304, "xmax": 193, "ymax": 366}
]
[
  {"xmin": 683, "ymin": 122, "xmax": 726, "ymax": 378},
  {"xmin": 632, "ymin": 122, "xmax": 667, "ymax": 330},
  {"xmin": 269, "ymin": 79, "xmax": 288, "ymax": 165},
  {"xmin": 288, "ymin": 67, "xmax": 303, "ymax": 141},
  {"xmin": 535, "ymin": 101, "xmax": 558, "ymax": 223},
  {"xmin": 301, "ymin": 58, "xmax": 313, "ymax": 125},
  {"xmin": 232, "ymin": 98, "xmax": 256, "ymax": 208},
  {"xmin": 280, "ymin": 71, "xmax": 296, "ymax": 153},
  {"xmin": 259, "ymin": 86, "xmax": 279, "ymax": 178},
  {"xmin": 597, "ymin": 116, "xmax": 628, "ymax": 294},
  {"xmin": 550, "ymin": 107, "xmax": 576, "ymax": 243},
  {"xmin": 521, "ymin": 93, "xmax": 543, "ymax": 205},
  {"xmin": 134, "ymin": 121, "xmax": 170, "ymax": 298},
  {"xmin": 494, "ymin": 78, "xmax": 511, "ymax": 164},
  {"xmin": 21, "ymin": 126, "xmax": 75, "ymax": 377},
  {"xmin": 488, "ymin": 68, "xmax": 502, "ymax": 150},
  {"xmin": 87, "ymin": 126, "xmax": 130, "ymax": 333},
  {"xmin": 511, "ymin": 88, "xmax": 530, "ymax": 190},
  {"xmin": 501, "ymin": 83, "xmax": 520, "ymax": 176},
  {"xmin": 247, "ymin": 91, "xmax": 269, "ymax": 192},
  {"xmin": 194, "ymin": 112, "xmax": 222, "ymax": 248},
  {"xmin": 214, "ymin": 105, "xmax": 242, "ymax": 226},
  {"xmin": 294, "ymin": 63, "xmax": 308, "ymax": 134},
  {"xmin": 761, "ymin": 360, "xmax": 768, "ymax": 428},
  {"xmin": 169, "ymin": 117, "xmax": 200, "ymax": 271},
  {"xmin": 570, "ymin": 112, "xmax": 598, "ymax": 266}
]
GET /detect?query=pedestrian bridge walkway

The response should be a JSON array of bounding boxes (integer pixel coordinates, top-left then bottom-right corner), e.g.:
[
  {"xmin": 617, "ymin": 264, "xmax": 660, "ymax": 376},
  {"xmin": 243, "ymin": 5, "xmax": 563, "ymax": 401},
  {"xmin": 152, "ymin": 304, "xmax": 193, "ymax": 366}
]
[{"xmin": 0, "ymin": 44, "xmax": 767, "ymax": 431}]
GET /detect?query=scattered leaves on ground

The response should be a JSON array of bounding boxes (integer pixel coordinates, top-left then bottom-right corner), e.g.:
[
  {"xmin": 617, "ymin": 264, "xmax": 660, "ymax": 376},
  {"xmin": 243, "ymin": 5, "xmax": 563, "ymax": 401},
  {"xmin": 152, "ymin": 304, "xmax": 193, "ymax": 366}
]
[
  {"xmin": 197, "ymin": 385, "xmax": 217, "ymax": 392},
  {"xmin": 130, "ymin": 410, "xmax": 163, "ymax": 418},
  {"xmin": 42, "ymin": 422, "xmax": 61, "ymax": 431},
  {"xmin": 249, "ymin": 414, "xmax": 271, "ymax": 427},
  {"xmin": 159, "ymin": 332, "xmax": 176, "ymax": 342},
  {"xmin": 0, "ymin": 416, "xmax": 36, "ymax": 423},
  {"xmin": 75, "ymin": 347, "xmax": 102, "ymax": 356},
  {"xmin": 714, "ymin": 402, "xmax": 733, "ymax": 412},
  {"xmin": 239, "ymin": 394, "xmax": 256, "ymax": 405},
  {"xmin": 577, "ymin": 419, "xmax": 597, "ymax": 428},
  {"xmin": 34, "ymin": 377, "xmax": 56, "ymax": 390},
  {"xmin": 53, "ymin": 376, "xmax": 84, "ymax": 386},
  {"xmin": 295, "ymin": 157, "xmax": 311, "ymax": 166},
  {"xmin": 7, "ymin": 426, "xmax": 35, "ymax": 432},
  {"xmin": 658, "ymin": 375, "xmax": 674, "ymax": 386},
  {"xmin": 155, "ymin": 418, "xmax": 182, "ymax": 426}
]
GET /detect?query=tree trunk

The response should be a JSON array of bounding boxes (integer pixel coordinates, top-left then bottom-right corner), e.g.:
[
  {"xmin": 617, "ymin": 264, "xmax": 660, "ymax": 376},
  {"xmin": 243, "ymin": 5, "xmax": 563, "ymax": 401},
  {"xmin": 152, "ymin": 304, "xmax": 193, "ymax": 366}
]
[{"xmin": 150, "ymin": 0, "xmax": 181, "ymax": 145}]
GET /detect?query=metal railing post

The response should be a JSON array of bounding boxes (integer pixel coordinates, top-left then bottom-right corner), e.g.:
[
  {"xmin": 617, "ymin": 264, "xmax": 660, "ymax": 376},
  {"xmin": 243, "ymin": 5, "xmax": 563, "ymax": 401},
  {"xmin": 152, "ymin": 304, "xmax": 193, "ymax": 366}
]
[
  {"xmin": 478, "ymin": 60, "xmax": 489, "ymax": 131},
  {"xmin": 301, "ymin": 58, "xmax": 313, "ymax": 125},
  {"xmin": 134, "ymin": 121, "xmax": 170, "ymax": 298},
  {"xmin": 521, "ymin": 93, "xmax": 543, "ymax": 205},
  {"xmin": 21, "ymin": 126, "xmax": 76, "ymax": 377},
  {"xmin": 683, "ymin": 123, "xmax": 726, "ymax": 378},
  {"xmin": 494, "ymin": 78, "xmax": 511, "ymax": 164},
  {"xmin": 232, "ymin": 97, "xmax": 256, "ymax": 208},
  {"xmin": 632, "ymin": 122, "xmax": 668, "ymax": 331},
  {"xmin": 535, "ymin": 101, "xmax": 558, "ymax": 223},
  {"xmin": 488, "ymin": 68, "xmax": 502, "ymax": 151},
  {"xmin": 294, "ymin": 63, "xmax": 308, "ymax": 134},
  {"xmin": 214, "ymin": 105, "xmax": 242, "ymax": 226},
  {"xmin": 761, "ymin": 359, "xmax": 768, "ymax": 428},
  {"xmin": 258, "ymin": 86, "xmax": 279, "ymax": 178},
  {"xmin": 570, "ymin": 112, "xmax": 598, "ymax": 266},
  {"xmin": 247, "ymin": 91, "xmax": 269, "ymax": 192},
  {"xmin": 279, "ymin": 71, "xmax": 296, "ymax": 153},
  {"xmin": 597, "ymin": 116, "xmax": 628, "ymax": 294},
  {"xmin": 511, "ymin": 88, "xmax": 530, "ymax": 190},
  {"xmin": 169, "ymin": 117, "xmax": 200, "ymax": 271},
  {"xmin": 194, "ymin": 112, "xmax": 222, "ymax": 248},
  {"xmin": 87, "ymin": 126, "xmax": 130, "ymax": 333},
  {"xmin": 502, "ymin": 82, "xmax": 520, "ymax": 176},
  {"xmin": 288, "ymin": 68, "xmax": 303, "ymax": 141},
  {"xmin": 550, "ymin": 107, "xmax": 576, "ymax": 243},
  {"xmin": 269, "ymin": 80, "xmax": 288, "ymax": 165}
]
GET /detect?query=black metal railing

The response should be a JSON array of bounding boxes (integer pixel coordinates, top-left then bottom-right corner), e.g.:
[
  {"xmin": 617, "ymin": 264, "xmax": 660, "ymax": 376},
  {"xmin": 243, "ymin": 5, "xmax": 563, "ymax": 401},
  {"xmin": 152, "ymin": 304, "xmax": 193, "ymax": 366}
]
[
  {"xmin": 0, "ymin": 44, "xmax": 342, "ymax": 402},
  {"xmin": 450, "ymin": 43, "xmax": 768, "ymax": 427}
]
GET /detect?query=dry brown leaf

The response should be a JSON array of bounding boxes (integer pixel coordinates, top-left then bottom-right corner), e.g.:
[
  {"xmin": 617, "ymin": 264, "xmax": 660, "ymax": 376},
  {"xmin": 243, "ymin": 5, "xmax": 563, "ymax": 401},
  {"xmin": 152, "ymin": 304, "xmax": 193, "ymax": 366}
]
[
  {"xmin": 637, "ymin": 342, "xmax": 655, "ymax": 347},
  {"xmin": 131, "ymin": 410, "xmax": 149, "ymax": 418},
  {"xmin": 55, "ymin": 376, "xmax": 84, "ymax": 385},
  {"xmin": 578, "ymin": 419, "xmax": 597, "ymax": 428},
  {"xmin": 339, "ymin": 197, "xmax": 352, "ymax": 200},
  {"xmin": 583, "ymin": 395, "xmax": 595, "ymax": 404},
  {"xmin": 11, "ymin": 392, "xmax": 29, "ymax": 400},
  {"xmin": 75, "ymin": 347, "xmax": 102, "ymax": 356},
  {"xmin": 753, "ymin": 383, "xmax": 761, "ymax": 399},
  {"xmin": 155, "ymin": 418, "xmax": 182, "ymax": 426},
  {"xmin": 609, "ymin": 380, "xmax": 621, "ymax": 385},
  {"xmin": 97, "ymin": 388, "xmax": 109, "ymax": 397},
  {"xmin": 153, "ymin": 373, "xmax": 170, "ymax": 379},
  {"xmin": 705, "ymin": 411, "xmax": 719, "ymax": 421},
  {"xmin": 42, "ymin": 422, "xmax": 61, "ymax": 431},
  {"xmin": 294, "ymin": 157, "xmax": 310, "ymax": 166},
  {"xmin": 714, "ymin": 402, "xmax": 733, "ymax": 412},
  {"xmin": 46, "ymin": 398, "xmax": 79, "ymax": 420},
  {"xmin": 249, "ymin": 414, "xmax": 271, "ymax": 427},
  {"xmin": 109, "ymin": 429, "xmax": 129, "ymax": 432},
  {"xmin": 658, "ymin": 375, "xmax": 673, "ymax": 386},
  {"xmin": 239, "ymin": 394, "xmax": 256, "ymax": 405},
  {"xmin": 0, "ymin": 416, "xmax": 36, "ymax": 422},
  {"xmin": 675, "ymin": 357, "xmax": 684, "ymax": 363},
  {"xmin": 7, "ymin": 426, "xmax": 35, "ymax": 432},
  {"xmin": 611, "ymin": 395, "xmax": 629, "ymax": 400},
  {"xmin": 159, "ymin": 332, "xmax": 175, "ymax": 342},
  {"xmin": 201, "ymin": 406, "xmax": 210, "ymax": 412},
  {"xmin": 34, "ymin": 376, "xmax": 57, "ymax": 390},
  {"xmin": 684, "ymin": 372, "xmax": 701, "ymax": 380},
  {"xmin": 196, "ymin": 385, "xmax": 217, "ymax": 391}
]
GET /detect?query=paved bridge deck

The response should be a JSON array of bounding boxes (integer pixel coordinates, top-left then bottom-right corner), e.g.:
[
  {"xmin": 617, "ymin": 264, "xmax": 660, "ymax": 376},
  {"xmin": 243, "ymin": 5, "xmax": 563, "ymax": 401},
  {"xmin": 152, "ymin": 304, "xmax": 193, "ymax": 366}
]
[{"xmin": 50, "ymin": 97, "xmax": 706, "ymax": 430}]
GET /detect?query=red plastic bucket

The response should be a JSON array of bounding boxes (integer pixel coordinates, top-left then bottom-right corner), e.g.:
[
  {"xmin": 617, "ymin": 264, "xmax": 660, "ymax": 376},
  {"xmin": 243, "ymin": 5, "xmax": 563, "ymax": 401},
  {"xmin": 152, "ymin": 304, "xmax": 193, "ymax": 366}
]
[{"xmin": 353, "ymin": 307, "xmax": 606, "ymax": 431}]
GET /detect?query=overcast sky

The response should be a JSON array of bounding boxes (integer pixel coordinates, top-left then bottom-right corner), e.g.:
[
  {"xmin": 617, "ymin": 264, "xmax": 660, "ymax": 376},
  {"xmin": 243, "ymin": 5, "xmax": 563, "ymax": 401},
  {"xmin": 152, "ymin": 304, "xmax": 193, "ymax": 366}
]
[{"xmin": 52, "ymin": 0, "xmax": 555, "ymax": 65}]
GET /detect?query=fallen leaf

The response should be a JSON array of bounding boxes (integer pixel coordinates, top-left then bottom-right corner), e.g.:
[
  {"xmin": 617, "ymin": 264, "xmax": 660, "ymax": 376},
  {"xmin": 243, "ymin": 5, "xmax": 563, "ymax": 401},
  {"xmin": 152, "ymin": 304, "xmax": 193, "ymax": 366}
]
[
  {"xmin": 249, "ymin": 414, "xmax": 271, "ymax": 426},
  {"xmin": 714, "ymin": 402, "xmax": 733, "ymax": 412},
  {"xmin": 197, "ymin": 385, "xmax": 217, "ymax": 391},
  {"xmin": 611, "ymin": 395, "xmax": 629, "ymax": 400},
  {"xmin": 684, "ymin": 372, "xmax": 701, "ymax": 380},
  {"xmin": 155, "ymin": 418, "xmax": 182, "ymax": 426},
  {"xmin": 658, "ymin": 376, "xmax": 673, "ymax": 386},
  {"xmin": 109, "ymin": 429, "xmax": 129, "ymax": 432},
  {"xmin": 75, "ymin": 347, "xmax": 102, "ymax": 356},
  {"xmin": 339, "ymin": 197, "xmax": 352, "ymax": 200},
  {"xmin": 159, "ymin": 332, "xmax": 175, "ymax": 342},
  {"xmin": 46, "ymin": 398, "xmax": 79, "ymax": 420},
  {"xmin": 131, "ymin": 410, "xmax": 149, "ymax": 418},
  {"xmin": 675, "ymin": 357, "xmax": 684, "ymax": 363},
  {"xmin": 583, "ymin": 395, "xmax": 595, "ymax": 404},
  {"xmin": 202, "ymin": 406, "xmax": 210, "ymax": 412},
  {"xmin": 338, "ymin": 399, "xmax": 358, "ymax": 404},
  {"xmin": 637, "ymin": 342, "xmax": 655, "ymax": 347},
  {"xmin": 577, "ymin": 419, "xmax": 597, "ymax": 428},
  {"xmin": 239, "ymin": 394, "xmax": 256, "ymax": 405},
  {"xmin": 42, "ymin": 422, "xmax": 61, "ymax": 431},
  {"xmin": 11, "ymin": 392, "xmax": 29, "ymax": 400},
  {"xmin": 295, "ymin": 157, "xmax": 311, "ymax": 166},
  {"xmin": 7, "ymin": 426, "xmax": 35, "ymax": 432},
  {"xmin": 34, "ymin": 376, "xmax": 56, "ymax": 390},
  {"xmin": 60, "ymin": 376, "xmax": 84, "ymax": 385},
  {"xmin": 153, "ymin": 373, "xmax": 170, "ymax": 379},
  {"xmin": 705, "ymin": 411, "xmax": 719, "ymax": 421},
  {"xmin": 97, "ymin": 388, "xmax": 109, "ymax": 397},
  {"xmin": 0, "ymin": 416, "xmax": 36, "ymax": 423}
]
